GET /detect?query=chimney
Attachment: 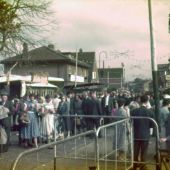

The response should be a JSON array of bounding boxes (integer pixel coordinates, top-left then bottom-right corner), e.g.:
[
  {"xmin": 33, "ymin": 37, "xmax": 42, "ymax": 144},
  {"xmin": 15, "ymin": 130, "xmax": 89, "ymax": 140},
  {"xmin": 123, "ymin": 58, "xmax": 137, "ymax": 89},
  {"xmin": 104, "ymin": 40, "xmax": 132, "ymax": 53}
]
[{"xmin": 48, "ymin": 44, "xmax": 55, "ymax": 50}]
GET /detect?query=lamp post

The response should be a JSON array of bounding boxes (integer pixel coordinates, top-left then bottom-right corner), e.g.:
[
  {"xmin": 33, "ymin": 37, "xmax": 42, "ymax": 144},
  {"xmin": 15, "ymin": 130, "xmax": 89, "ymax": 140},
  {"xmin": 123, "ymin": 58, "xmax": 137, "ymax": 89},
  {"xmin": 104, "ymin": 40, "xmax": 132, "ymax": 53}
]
[
  {"xmin": 99, "ymin": 51, "xmax": 107, "ymax": 85},
  {"xmin": 99, "ymin": 51, "xmax": 107, "ymax": 69},
  {"xmin": 121, "ymin": 62, "xmax": 125, "ymax": 89}
]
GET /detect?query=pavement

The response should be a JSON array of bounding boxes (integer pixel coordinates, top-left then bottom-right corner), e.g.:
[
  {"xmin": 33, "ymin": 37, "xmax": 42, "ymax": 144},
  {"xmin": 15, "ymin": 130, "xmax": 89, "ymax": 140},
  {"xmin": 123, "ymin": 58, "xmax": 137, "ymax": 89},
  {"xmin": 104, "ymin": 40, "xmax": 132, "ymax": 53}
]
[{"xmin": 0, "ymin": 129, "xmax": 166, "ymax": 170}]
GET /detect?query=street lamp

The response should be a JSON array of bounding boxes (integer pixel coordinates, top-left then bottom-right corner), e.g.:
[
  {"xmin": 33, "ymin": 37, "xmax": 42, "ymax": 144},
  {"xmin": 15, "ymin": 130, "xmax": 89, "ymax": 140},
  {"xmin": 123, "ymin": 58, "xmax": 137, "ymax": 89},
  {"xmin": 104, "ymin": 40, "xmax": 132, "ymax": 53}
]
[{"xmin": 99, "ymin": 51, "xmax": 107, "ymax": 69}]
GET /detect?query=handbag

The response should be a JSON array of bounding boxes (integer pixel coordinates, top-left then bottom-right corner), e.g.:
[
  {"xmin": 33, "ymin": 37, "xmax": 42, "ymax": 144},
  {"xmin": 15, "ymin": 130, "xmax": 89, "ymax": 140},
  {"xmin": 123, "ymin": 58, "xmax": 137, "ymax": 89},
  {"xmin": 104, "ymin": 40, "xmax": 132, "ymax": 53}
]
[
  {"xmin": 19, "ymin": 112, "xmax": 30, "ymax": 126},
  {"xmin": 0, "ymin": 106, "xmax": 9, "ymax": 120},
  {"xmin": 75, "ymin": 117, "xmax": 81, "ymax": 125}
]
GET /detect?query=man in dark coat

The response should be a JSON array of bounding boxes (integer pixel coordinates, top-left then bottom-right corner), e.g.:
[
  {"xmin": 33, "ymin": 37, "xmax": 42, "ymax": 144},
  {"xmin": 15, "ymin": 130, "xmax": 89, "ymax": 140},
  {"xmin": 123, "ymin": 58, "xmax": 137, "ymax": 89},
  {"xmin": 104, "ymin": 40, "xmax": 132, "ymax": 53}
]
[
  {"xmin": 101, "ymin": 89, "xmax": 114, "ymax": 124},
  {"xmin": 88, "ymin": 91, "xmax": 102, "ymax": 131},
  {"xmin": 131, "ymin": 95, "xmax": 154, "ymax": 170},
  {"xmin": 0, "ymin": 91, "xmax": 14, "ymax": 148},
  {"xmin": 82, "ymin": 91, "xmax": 91, "ymax": 131}
]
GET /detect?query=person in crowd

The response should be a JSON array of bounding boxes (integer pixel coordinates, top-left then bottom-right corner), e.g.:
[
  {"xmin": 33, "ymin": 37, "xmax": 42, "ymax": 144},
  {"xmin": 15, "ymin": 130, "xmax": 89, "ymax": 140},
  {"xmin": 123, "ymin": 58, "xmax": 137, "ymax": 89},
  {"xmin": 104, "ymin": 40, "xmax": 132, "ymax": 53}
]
[
  {"xmin": 131, "ymin": 95, "xmax": 154, "ymax": 170},
  {"xmin": 17, "ymin": 96, "xmax": 27, "ymax": 146},
  {"xmin": 101, "ymin": 89, "xmax": 114, "ymax": 124},
  {"xmin": 12, "ymin": 98, "xmax": 20, "ymax": 131},
  {"xmin": 124, "ymin": 98, "xmax": 132, "ymax": 156},
  {"xmin": 57, "ymin": 95, "xmax": 70, "ymax": 138},
  {"xmin": 66, "ymin": 91, "xmax": 75, "ymax": 136},
  {"xmin": 159, "ymin": 98, "xmax": 170, "ymax": 140},
  {"xmin": 82, "ymin": 91, "xmax": 91, "ymax": 131},
  {"xmin": 73, "ymin": 94, "xmax": 83, "ymax": 134},
  {"xmin": 88, "ymin": 91, "xmax": 102, "ymax": 132},
  {"xmin": 129, "ymin": 95, "xmax": 140, "ymax": 112},
  {"xmin": 113, "ymin": 98, "xmax": 129, "ymax": 160},
  {"xmin": 159, "ymin": 93, "xmax": 170, "ymax": 108},
  {"xmin": 0, "ymin": 91, "xmax": 14, "ymax": 148},
  {"xmin": 110, "ymin": 91, "xmax": 118, "ymax": 109},
  {"xmin": 160, "ymin": 112, "xmax": 170, "ymax": 149},
  {"xmin": 52, "ymin": 94, "xmax": 61, "ymax": 113},
  {"xmin": 20, "ymin": 94, "xmax": 40, "ymax": 148},
  {"xmin": 36, "ymin": 96, "xmax": 45, "ymax": 136},
  {"xmin": 40, "ymin": 94, "xmax": 55, "ymax": 143}
]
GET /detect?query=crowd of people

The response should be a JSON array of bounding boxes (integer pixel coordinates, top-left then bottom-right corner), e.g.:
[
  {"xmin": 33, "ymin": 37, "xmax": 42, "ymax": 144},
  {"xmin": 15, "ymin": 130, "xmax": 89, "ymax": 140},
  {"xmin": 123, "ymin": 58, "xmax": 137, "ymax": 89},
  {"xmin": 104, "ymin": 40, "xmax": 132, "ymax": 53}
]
[{"xmin": 0, "ymin": 88, "xmax": 170, "ymax": 170}]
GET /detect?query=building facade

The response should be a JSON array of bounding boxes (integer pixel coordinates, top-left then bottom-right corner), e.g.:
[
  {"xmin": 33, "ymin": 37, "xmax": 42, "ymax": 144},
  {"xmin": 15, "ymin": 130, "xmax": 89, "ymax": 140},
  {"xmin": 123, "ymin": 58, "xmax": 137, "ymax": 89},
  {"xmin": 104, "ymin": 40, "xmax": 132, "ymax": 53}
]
[
  {"xmin": 98, "ymin": 67, "xmax": 124, "ymax": 89},
  {"xmin": 1, "ymin": 45, "xmax": 99, "ymax": 87}
]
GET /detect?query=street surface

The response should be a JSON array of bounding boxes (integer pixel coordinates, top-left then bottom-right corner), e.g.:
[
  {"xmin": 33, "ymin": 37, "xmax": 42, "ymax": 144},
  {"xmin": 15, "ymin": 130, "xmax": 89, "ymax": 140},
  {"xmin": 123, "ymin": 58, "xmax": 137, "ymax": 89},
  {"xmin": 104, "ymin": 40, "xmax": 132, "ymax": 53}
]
[{"xmin": 0, "ymin": 130, "xmax": 160, "ymax": 170}]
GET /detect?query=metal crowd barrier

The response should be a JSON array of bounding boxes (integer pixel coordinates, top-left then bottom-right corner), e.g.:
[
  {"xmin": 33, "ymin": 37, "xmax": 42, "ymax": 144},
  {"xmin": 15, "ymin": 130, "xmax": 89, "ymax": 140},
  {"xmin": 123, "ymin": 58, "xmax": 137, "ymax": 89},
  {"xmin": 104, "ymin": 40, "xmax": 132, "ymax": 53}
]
[{"xmin": 11, "ymin": 115, "xmax": 160, "ymax": 170}]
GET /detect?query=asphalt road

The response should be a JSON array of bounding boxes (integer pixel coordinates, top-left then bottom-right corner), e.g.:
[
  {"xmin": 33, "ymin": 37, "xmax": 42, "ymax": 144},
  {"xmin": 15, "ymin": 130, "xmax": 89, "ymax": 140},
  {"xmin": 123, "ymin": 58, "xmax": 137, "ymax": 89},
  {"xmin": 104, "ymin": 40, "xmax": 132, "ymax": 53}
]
[{"xmin": 0, "ymin": 130, "xmax": 160, "ymax": 170}]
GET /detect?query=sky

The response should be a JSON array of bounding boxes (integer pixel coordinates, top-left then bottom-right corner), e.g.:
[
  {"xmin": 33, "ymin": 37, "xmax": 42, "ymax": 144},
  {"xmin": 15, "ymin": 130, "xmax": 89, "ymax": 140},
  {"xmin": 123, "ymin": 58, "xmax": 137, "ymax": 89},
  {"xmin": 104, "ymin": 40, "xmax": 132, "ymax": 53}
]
[{"xmin": 47, "ymin": 0, "xmax": 170, "ymax": 81}]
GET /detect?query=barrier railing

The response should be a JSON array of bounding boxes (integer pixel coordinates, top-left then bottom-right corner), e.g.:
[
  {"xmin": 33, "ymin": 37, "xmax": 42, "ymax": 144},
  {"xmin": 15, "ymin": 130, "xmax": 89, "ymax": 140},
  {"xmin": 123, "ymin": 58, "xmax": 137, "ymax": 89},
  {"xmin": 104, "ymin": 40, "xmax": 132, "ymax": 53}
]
[{"xmin": 11, "ymin": 115, "xmax": 160, "ymax": 170}]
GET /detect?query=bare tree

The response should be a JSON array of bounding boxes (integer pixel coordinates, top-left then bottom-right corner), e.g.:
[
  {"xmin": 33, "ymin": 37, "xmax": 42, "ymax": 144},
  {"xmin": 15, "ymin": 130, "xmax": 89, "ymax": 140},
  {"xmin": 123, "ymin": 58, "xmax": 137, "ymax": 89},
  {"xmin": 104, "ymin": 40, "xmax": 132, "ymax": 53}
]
[{"xmin": 0, "ymin": 0, "xmax": 57, "ymax": 58}]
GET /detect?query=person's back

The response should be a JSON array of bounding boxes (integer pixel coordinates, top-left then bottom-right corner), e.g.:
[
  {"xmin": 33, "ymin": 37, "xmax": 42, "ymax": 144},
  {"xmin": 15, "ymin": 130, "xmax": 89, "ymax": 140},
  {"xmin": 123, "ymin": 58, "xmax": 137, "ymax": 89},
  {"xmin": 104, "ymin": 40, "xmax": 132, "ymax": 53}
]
[
  {"xmin": 131, "ymin": 95, "xmax": 154, "ymax": 170},
  {"xmin": 132, "ymin": 106, "xmax": 153, "ymax": 140}
]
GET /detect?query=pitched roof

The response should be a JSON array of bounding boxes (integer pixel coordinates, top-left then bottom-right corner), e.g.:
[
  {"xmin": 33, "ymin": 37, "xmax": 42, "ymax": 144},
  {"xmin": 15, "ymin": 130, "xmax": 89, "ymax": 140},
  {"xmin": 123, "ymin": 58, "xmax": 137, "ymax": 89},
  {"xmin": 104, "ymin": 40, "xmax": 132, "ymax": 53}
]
[
  {"xmin": 1, "ymin": 46, "xmax": 66, "ymax": 62},
  {"xmin": 1, "ymin": 46, "xmax": 90, "ymax": 67},
  {"xmin": 63, "ymin": 51, "xmax": 95, "ymax": 66}
]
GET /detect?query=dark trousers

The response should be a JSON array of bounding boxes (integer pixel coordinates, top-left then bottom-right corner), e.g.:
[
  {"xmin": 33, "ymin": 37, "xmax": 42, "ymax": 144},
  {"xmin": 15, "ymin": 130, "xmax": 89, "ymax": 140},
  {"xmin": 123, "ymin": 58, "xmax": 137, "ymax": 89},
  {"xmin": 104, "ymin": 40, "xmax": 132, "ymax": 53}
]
[
  {"xmin": 103, "ymin": 106, "xmax": 110, "ymax": 124},
  {"xmin": 62, "ymin": 117, "xmax": 71, "ymax": 136},
  {"xmin": 133, "ymin": 140, "xmax": 149, "ymax": 169}
]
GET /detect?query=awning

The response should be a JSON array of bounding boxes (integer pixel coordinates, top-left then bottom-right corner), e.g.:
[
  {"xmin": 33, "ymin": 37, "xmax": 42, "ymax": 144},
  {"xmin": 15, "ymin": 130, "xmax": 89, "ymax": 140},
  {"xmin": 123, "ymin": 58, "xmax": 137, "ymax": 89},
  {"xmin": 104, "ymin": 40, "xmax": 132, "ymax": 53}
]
[{"xmin": 26, "ymin": 83, "xmax": 58, "ymax": 88}]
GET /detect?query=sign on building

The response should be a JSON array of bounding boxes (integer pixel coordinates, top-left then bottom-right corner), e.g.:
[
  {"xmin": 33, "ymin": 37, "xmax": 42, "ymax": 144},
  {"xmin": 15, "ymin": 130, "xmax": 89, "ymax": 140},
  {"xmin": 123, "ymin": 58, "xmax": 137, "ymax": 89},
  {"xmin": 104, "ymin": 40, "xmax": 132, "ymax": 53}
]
[
  {"xmin": 31, "ymin": 72, "xmax": 48, "ymax": 84},
  {"xmin": 70, "ymin": 74, "xmax": 84, "ymax": 83}
]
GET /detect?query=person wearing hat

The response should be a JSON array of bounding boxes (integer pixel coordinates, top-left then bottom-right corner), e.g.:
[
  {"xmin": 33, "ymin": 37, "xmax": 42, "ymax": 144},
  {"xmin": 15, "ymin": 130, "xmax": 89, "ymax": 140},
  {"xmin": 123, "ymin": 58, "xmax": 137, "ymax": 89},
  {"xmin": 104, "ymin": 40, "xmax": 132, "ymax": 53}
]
[{"xmin": 0, "ymin": 91, "xmax": 14, "ymax": 149}]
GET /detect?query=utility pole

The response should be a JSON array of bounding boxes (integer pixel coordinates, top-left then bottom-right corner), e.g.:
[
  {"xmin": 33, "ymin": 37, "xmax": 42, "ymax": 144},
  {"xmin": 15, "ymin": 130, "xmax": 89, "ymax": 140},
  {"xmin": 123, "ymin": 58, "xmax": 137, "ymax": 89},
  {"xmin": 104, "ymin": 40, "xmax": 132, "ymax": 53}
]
[
  {"xmin": 107, "ymin": 66, "xmax": 110, "ymax": 88},
  {"xmin": 75, "ymin": 50, "xmax": 78, "ymax": 87},
  {"xmin": 148, "ymin": 0, "xmax": 159, "ymax": 123},
  {"xmin": 148, "ymin": 1, "xmax": 160, "ymax": 169},
  {"xmin": 168, "ymin": 14, "xmax": 170, "ymax": 33}
]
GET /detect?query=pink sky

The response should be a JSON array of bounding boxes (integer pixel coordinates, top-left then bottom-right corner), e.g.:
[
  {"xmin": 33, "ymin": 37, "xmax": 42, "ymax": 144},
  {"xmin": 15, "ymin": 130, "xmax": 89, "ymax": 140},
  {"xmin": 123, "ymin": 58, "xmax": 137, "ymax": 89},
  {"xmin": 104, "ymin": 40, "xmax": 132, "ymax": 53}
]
[{"xmin": 48, "ymin": 0, "xmax": 170, "ymax": 81}]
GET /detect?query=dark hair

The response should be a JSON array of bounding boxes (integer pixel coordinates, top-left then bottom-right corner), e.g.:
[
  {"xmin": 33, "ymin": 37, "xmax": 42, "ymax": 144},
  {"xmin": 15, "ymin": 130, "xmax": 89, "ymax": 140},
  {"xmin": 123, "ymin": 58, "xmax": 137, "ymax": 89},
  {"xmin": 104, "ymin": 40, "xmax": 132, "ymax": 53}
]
[
  {"xmin": 29, "ymin": 93, "xmax": 34, "ymax": 98},
  {"xmin": 140, "ymin": 95, "xmax": 149, "ymax": 103},
  {"xmin": 162, "ymin": 99, "xmax": 170, "ymax": 107},
  {"xmin": 117, "ymin": 98, "xmax": 125, "ymax": 108},
  {"xmin": 124, "ymin": 98, "xmax": 131, "ymax": 107},
  {"xmin": 45, "ymin": 94, "xmax": 51, "ymax": 100}
]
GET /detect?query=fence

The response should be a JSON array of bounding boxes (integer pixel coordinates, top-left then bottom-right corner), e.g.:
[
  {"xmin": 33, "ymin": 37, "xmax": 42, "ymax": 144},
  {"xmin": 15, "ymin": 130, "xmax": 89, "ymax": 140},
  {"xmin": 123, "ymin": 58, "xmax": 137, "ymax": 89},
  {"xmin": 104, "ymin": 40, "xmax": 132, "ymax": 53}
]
[{"xmin": 11, "ymin": 115, "xmax": 160, "ymax": 170}]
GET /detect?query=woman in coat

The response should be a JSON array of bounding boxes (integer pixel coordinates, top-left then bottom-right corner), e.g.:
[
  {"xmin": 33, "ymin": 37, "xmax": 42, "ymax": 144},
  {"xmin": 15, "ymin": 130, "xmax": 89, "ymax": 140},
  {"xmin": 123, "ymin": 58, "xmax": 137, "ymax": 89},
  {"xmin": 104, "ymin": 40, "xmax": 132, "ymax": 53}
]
[{"xmin": 113, "ymin": 98, "xmax": 129, "ymax": 160}]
